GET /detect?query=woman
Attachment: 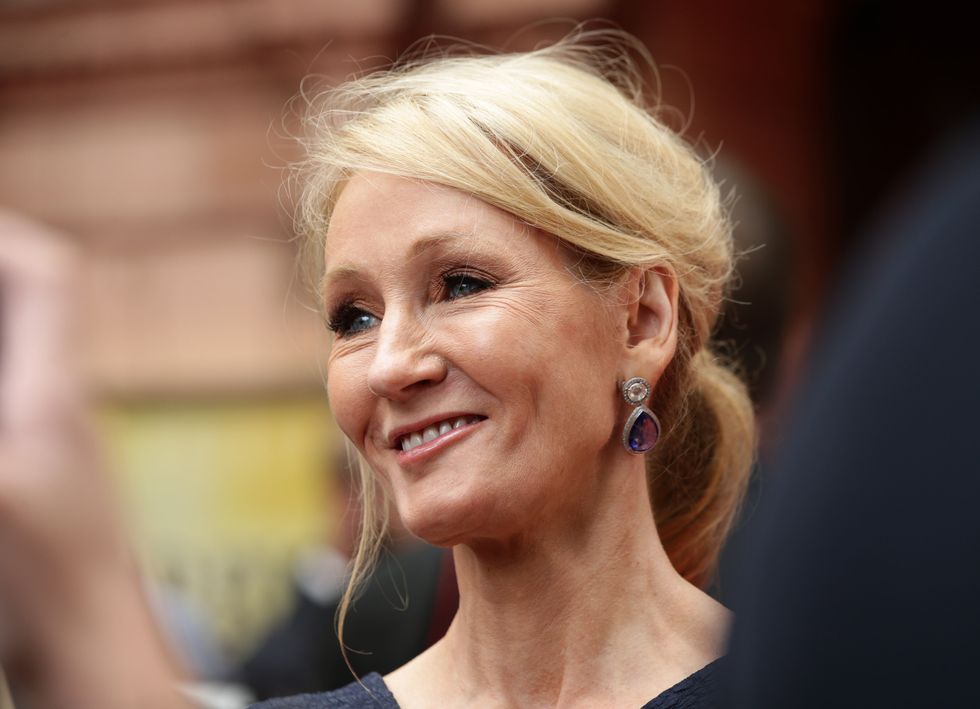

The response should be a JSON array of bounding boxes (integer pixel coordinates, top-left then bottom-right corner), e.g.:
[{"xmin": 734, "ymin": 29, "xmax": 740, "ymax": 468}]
[
  {"xmin": 0, "ymin": 29, "xmax": 753, "ymax": 709},
  {"xmin": 254, "ymin": 29, "xmax": 754, "ymax": 707}
]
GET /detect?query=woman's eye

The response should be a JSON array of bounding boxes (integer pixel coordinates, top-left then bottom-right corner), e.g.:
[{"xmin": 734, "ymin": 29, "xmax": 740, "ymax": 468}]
[
  {"xmin": 328, "ymin": 304, "xmax": 379, "ymax": 337},
  {"xmin": 444, "ymin": 273, "xmax": 493, "ymax": 300}
]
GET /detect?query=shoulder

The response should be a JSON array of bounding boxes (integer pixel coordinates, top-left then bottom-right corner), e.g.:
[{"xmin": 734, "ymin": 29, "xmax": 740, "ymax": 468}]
[
  {"xmin": 640, "ymin": 657, "xmax": 724, "ymax": 709},
  {"xmin": 249, "ymin": 673, "xmax": 399, "ymax": 709}
]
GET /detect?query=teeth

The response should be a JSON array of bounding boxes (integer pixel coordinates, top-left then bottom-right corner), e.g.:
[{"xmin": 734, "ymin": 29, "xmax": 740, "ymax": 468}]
[{"xmin": 399, "ymin": 416, "xmax": 482, "ymax": 452}]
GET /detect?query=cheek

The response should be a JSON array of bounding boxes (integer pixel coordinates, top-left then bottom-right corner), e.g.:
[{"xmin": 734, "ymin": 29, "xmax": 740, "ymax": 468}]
[
  {"xmin": 532, "ymin": 304, "xmax": 622, "ymax": 446},
  {"xmin": 326, "ymin": 358, "xmax": 371, "ymax": 446},
  {"xmin": 445, "ymin": 294, "xmax": 619, "ymax": 444},
  {"xmin": 441, "ymin": 300, "xmax": 550, "ymax": 412}
]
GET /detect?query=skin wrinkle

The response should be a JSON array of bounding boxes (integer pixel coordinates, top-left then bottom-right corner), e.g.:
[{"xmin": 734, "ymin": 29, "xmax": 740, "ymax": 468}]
[{"xmin": 323, "ymin": 233, "xmax": 546, "ymax": 341}]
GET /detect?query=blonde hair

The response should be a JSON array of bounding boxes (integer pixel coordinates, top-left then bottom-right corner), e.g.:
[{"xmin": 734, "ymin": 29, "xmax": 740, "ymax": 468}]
[{"xmin": 298, "ymin": 28, "xmax": 756, "ymax": 648}]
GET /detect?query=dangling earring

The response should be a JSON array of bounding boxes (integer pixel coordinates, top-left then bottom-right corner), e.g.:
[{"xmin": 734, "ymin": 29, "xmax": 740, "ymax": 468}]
[{"xmin": 621, "ymin": 376, "xmax": 661, "ymax": 454}]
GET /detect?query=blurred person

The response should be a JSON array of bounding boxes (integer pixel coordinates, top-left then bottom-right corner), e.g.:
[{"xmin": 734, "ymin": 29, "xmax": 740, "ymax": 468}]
[
  {"xmin": 0, "ymin": 210, "xmax": 190, "ymax": 707},
  {"xmin": 239, "ymin": 454, "xmax": 457, "ymax": 699},
  {"xmin": 721, "ymin": 116, "xmax": 980, "ymax": 709},
  {"xmin": 0, "ymin": 212, "xmax": 245, "ymax": 709},
  {"xmin": 0, "ymin": 28, "xmax": 757, "ymax": 708},
  {"xmin": 148, "ymin": 579, "xmax": 230, "ymax": 683},
  {"xmin": 710, "ymin": 159, "xmax": 793, "ymax": 415},
  {"xmin": 705, "ymin": 160, "xmax": 793, "ymax": 609},
  {"xmin": 719, "ymin": 2, "xmax": 980, "ymax": 706}
]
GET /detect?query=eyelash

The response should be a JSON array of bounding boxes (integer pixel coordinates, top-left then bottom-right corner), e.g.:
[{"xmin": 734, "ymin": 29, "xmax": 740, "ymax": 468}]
[
  {"xmin": 326, "ymin": 270, "xmax": 495, "ymax": 338},
  {"xmin": 442, "ymin": 270, "xmax": 494, "ymax": 300},
  {"xmin": 326, "ymin": 299, "xmax": 376, "ymax": 337}
]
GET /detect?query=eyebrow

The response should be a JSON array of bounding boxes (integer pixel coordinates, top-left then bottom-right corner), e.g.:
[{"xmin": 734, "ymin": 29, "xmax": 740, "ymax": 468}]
[{"xmin": 319, "ymin": 231, "xmax": 468, "ymax": 301}]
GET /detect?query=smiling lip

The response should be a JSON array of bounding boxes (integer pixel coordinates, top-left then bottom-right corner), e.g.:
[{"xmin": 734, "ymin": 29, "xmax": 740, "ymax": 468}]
[{"xmin": 389, "ymin": 413, "xmax": 486, "ymax": 465}]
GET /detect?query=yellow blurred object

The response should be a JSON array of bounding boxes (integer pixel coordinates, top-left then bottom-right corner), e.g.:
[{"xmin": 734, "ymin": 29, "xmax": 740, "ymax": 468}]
[{"xmin": 99, "ymin": 396, "xmax": 341, "ymax": 660}]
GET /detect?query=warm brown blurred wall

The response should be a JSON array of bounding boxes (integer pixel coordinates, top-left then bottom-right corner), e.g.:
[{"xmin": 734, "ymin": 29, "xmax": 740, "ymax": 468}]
[
  {"xmin": 616, "ymin": 3, "xmax": 834, "ymax": 313},
  {"xmin": 0, "ymin": 0, "xmax": 834, "ymax": 403},
  {"xmin": 0, "ymin": 0, "xmax": 412, "ymax": 397}
]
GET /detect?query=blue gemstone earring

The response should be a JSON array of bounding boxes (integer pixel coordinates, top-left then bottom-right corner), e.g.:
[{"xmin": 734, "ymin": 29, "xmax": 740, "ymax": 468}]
[{"xmin": 621, "ymin": 376, "xmax": 661, "ymax": 454}]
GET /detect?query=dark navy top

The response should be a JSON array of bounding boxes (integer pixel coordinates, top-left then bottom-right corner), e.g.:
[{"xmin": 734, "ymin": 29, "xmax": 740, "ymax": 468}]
[{"xmin": 250, "ymin": 657, "xmax": 722, "ymax": 708}]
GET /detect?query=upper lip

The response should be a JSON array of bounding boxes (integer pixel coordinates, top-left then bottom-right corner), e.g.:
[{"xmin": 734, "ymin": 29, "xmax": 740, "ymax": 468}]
[{"xmin": 386, "ymin": 411, "xmax": 484, "ymax": 449}]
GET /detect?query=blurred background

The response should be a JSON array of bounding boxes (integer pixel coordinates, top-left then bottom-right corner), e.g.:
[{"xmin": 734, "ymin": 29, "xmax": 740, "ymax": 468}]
[{"xmin": 1, "ymin": 0, "xmax": 976, "ymax": 701}]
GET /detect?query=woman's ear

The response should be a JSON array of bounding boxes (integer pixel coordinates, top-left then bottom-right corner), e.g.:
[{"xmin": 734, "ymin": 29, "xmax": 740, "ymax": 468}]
[{"xmin": 622, "ymin": 266, "xmax": 679, "ymax": 382}]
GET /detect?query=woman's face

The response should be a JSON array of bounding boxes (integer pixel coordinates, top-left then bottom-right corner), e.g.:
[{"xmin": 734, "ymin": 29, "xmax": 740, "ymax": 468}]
[{"xmin": 322, "ymin": 172, "xmax": 631, "ymax": 546}]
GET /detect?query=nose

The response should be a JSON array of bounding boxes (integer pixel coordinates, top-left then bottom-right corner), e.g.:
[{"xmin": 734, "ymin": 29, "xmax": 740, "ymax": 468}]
[{"xmin": 367, "ymin": 310, "xmax": 447, "ymax": 401}]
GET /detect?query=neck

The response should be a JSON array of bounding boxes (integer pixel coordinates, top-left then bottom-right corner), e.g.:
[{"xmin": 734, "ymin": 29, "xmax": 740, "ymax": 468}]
[{"xmin": 428, "ymin": 459, "xmax": 729, "ymax": 707}]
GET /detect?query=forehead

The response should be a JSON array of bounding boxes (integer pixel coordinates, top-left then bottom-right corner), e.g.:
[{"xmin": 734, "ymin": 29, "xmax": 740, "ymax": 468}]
[{"xmin": 324, "ymin": 171, "xmax": 525, "ymax": 266}]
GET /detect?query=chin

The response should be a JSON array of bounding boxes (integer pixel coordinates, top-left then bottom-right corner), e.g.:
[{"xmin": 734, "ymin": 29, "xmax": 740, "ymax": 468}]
[{"xmin": 395, "ymin": 485, "xmax": 499, "ymax": 548}]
